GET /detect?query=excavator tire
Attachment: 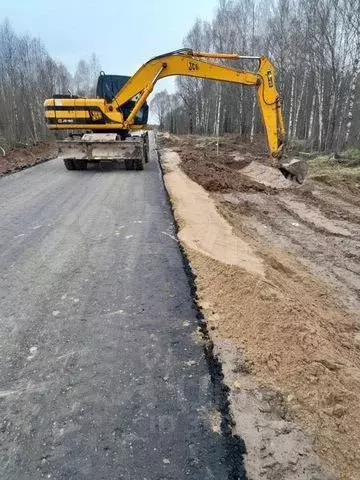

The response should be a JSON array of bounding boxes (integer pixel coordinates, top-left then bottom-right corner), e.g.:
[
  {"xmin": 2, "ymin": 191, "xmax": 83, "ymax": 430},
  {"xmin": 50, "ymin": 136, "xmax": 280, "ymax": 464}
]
[
  {"xmin": 72, "ymin": 160, "xmax": 87, "ymax": 170},
  {"xmin": 64, "ymin": 159, "xmax": 75, "ymax": 170},
  {"xmin": 125, "ymin": 159, "xmax": 135, "ymax": 170},
  {"xmin": 144, "ymin": 133, "xmax": 149, "ymax": 163},
  {"xmin": 135, "ymin": 156, "xmax": 144, "ymax": 171}
]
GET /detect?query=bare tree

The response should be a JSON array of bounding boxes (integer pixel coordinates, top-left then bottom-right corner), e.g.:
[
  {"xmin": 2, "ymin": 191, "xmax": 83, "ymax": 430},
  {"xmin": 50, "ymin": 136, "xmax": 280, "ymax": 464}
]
[
  {"xmin": 73, "ymin": 60, "xmax": 90, "ymax": 96},
  {"xmin": 150, "ymin": 91, "xmax": 171, "ymax": 129},
  {"xmin": 161, "ymin": 0, "xmax": 360, "ymax": 152},
  {"xmin": 0, "ymin": 20, "xmax": 102, "ymax": 148},
  {"xmin": 341, "ymin": 0, "xmax": 360, "ymax": 149},
  {"xmin": 89, "ymin": 53, "xmax": 102, "ymax": 96}
]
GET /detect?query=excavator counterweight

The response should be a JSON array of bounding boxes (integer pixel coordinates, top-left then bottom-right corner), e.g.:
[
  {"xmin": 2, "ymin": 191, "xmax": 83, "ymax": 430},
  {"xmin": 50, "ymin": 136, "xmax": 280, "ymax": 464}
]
[{"xmin": 44, "ymin": 48, "xmax": 307, "ymax": 182}]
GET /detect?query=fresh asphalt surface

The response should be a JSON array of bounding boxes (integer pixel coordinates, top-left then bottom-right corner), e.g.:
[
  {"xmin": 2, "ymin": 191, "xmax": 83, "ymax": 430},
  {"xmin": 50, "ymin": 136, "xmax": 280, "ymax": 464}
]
[{"xmin": 0, "ymin": 135, "xmax": 245, "ymax": 479}]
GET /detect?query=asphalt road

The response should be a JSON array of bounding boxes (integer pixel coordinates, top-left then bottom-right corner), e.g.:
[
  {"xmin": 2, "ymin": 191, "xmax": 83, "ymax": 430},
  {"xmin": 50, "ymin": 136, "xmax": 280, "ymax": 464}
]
[{"xmin": 0, "ymin": 136, "xmax": 244, "ymax": 479}]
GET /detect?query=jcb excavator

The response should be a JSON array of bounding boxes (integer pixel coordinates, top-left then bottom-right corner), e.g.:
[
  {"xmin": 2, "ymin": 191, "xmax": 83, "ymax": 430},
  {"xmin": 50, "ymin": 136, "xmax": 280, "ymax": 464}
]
[{"xmin": 44, "ymin": 49, "xmax": 307, "ymax": 182}]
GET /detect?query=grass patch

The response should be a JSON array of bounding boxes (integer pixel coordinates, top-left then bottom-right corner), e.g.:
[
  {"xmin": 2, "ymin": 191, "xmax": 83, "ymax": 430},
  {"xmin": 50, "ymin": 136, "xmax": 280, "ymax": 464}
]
[
  {"xmin": 308, "ymin": 155, "xmax": 360, "ymax": 184},
  {"xmin": 344, "ymin": 148, "xmax": 360, "ymax": 160}
]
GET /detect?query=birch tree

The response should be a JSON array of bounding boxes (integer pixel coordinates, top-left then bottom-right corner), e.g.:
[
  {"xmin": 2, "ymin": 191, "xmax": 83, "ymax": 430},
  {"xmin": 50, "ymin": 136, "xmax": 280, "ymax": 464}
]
[
  {"xmin": 162, "ymin": 0, "xmax": 360, "ymax": 152},
  {"xmin": 342, "ymin": 0, "xmax": 360, "ymax": 149}
]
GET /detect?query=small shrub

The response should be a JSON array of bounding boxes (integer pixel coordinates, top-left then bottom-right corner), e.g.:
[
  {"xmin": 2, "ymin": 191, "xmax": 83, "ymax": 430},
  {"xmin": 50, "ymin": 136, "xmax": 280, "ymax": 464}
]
[{"xmin": 344, "ymin": 148, "xmax": 360, "ymax": 160}]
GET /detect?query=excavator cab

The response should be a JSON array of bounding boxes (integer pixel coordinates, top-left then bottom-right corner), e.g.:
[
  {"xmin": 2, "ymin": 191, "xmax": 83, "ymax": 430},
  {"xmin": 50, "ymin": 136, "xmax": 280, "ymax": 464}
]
[{"xmin": 96, "ymin": 73, "xmax": 149, "ymax": 125}]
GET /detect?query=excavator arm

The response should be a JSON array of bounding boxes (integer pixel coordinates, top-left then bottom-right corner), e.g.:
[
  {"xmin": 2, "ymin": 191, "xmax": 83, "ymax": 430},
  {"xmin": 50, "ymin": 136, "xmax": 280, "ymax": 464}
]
[{"xmin": 110, "ymin": 49, "xmax": 286, "ymax": 160}]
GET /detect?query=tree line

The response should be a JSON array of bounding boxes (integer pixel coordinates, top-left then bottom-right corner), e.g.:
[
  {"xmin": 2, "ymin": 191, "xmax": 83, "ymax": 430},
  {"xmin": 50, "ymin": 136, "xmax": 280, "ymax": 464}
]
[
  {"xmin": 151, "ymin": 0, "xmax": 360, "ymax": 152},
  {"xmin": 0, "ymin": 20, "xmax": 101, "ymax": 149}
]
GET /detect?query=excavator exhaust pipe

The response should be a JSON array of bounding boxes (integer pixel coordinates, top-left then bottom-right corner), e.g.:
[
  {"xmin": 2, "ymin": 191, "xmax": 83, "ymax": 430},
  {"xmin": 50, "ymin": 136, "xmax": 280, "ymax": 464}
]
[{"xmin": 278, "ymin": 157, "xmax": 308, "ymax": 184}]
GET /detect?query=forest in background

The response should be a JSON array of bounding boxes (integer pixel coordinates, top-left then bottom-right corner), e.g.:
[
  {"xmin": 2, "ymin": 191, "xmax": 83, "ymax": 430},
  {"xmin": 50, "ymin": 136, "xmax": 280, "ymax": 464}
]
[
  {"xmin": 0, "ymin": 20, "xmax": 100, "ymax": 149},
  {"xmin": 1, "ymin": 0, "xmax": 359, "ymax": 154},
  {"xmin": 151, "ymin": 0, "xmax": 360, "ymax": 152}
]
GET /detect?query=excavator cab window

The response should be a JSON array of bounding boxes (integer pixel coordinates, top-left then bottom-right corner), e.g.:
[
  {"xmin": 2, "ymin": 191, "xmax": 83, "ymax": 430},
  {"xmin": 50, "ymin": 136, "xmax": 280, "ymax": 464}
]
[{"xmin": 96, "ymin": 74, "xmax": 149, "ymax": 125}]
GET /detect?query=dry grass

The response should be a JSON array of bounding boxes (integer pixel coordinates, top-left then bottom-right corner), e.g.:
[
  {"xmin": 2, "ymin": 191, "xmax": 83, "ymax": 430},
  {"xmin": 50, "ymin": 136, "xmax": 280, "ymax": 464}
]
[{"xmin": 308, "ymin": 154, "xmax": 360, "ymax": 183}]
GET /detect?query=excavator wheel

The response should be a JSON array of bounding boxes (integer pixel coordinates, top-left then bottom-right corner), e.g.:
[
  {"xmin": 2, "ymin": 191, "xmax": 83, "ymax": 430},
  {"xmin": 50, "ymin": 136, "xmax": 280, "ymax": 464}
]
[
  {"xmin": 125, "ymin": 159, "xmax": 135, "ymax": 170},
  {"xmin": 64, "ymin": 159, "xmax": 75, "ymax": 170},
  {"xmin": 72, "ymin": 160, "xmax": 87, "ymax": 170},
  {"xmin": 144, "ymin": 133, "xmax": 149, "ymax": 163},
  {"xmin": 135, "ymin": 156, "xmax": 144, "ymax": 171}
]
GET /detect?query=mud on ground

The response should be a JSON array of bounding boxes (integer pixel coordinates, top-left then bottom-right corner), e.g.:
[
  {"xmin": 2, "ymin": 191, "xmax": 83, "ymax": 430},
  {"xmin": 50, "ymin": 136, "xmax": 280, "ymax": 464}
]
[
  {"xmin": 159, "ymin": 134, "xmax": 360, "ymax": 480},
  {"xmin": 0, "ymin": 142, "xmax": 58, "ymax": 175}
]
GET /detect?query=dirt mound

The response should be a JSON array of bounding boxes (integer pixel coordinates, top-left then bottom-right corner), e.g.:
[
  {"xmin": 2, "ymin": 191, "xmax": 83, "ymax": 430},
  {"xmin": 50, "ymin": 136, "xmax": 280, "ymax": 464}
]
[
  {"xmin": 0, "ymin": 142, "xmax": 57, "ymax": 175},
  {"xmin": 178, "ymin": 150, "xmax": 274, "ymax": 193},
  {"xmin": 241, "ymin": 161, "xmax": 294, "ymax": 189},
  {"xmin": 158, "ymin": 134, "xmax": 295, "ymax": 192}
]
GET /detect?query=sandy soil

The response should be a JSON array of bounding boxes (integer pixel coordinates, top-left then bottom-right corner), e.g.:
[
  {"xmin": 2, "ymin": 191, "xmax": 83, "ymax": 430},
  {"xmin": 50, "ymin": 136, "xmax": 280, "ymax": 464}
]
[
  {"xmin": 159, "ymin": 134, "xmax": 360, "ymax": 480},
  {"xmin": 0, "ymin": 142, "xmax": 57, "ymax": 175},
  {"xmin": 162, "ymin": 151, "xmax": 263, "ymax": 276}
]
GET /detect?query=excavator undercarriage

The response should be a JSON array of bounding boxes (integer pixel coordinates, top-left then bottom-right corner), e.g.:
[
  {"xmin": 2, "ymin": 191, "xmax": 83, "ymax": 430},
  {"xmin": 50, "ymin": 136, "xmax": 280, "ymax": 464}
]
[{"xmin": 58, "ymin": 132, "xmax": 149, "ymax": 171}]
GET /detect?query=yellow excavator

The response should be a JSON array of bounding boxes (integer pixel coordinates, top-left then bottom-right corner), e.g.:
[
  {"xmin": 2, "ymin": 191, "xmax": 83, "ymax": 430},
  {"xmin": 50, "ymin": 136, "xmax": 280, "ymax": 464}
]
[{"xmin": 44, "ymin": 48, "xmax": 307, "ymax": 182}]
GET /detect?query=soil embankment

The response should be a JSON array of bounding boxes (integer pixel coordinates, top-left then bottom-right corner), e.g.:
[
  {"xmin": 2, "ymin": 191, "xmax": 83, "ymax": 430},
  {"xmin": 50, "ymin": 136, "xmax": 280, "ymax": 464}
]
[
  {"xmin": 159, "ymin": 133, "xmax": 360, "ymax": 480},
  {"xmin": 0, "ymin": 142, "xmax": 57, "ymax": 175}
]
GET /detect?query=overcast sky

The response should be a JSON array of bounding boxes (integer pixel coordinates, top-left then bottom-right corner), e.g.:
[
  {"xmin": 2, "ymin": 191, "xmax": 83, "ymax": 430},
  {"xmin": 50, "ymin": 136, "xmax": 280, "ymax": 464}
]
[{"xmin": 2, "ymin": 0, "xmax": 218, "ymax": 93}]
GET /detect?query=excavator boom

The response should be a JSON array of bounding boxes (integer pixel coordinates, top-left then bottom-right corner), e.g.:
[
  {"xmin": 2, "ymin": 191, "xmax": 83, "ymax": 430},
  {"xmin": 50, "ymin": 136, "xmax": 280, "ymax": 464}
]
[
  {"xmin": 113, "ymin": 50, "xmax": 285, "ymax": 159},
  {"xmin": 44, "ymin": 49, "xmax": 306, "ymax": 181}
]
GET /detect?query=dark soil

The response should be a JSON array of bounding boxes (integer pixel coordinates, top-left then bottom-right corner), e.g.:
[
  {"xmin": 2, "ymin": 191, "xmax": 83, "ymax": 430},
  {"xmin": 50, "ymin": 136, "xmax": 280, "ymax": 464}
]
[
  {"xmin": 0, "ymin": 142, "xmax": 58, "ymax": 175},
  {"xmin": 159, "ymin": 134, "xmax": 275, "ymax": 194}
]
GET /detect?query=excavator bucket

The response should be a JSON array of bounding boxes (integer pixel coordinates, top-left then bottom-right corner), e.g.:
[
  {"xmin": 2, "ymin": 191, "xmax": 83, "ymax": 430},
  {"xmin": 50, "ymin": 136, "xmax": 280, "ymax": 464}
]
[{"xmin": 278, "ymin": 158, "xmax": 308, "ymax": 184}]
